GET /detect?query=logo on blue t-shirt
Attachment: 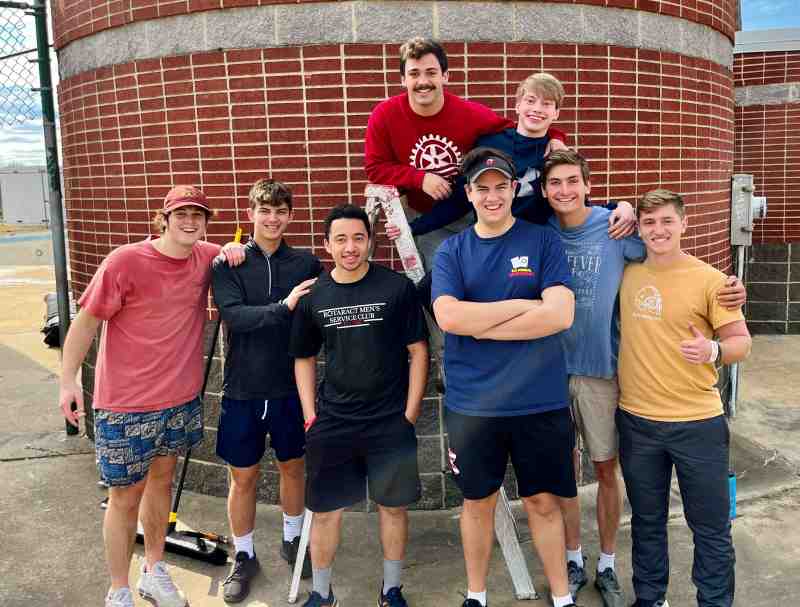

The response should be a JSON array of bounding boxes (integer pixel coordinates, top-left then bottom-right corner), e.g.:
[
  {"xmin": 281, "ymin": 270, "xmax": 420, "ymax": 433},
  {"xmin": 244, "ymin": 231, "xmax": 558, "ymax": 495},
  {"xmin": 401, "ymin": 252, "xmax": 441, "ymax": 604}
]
[{"xmin": 509, "ymin": 256, "xmax": 534, "ymax": 278}]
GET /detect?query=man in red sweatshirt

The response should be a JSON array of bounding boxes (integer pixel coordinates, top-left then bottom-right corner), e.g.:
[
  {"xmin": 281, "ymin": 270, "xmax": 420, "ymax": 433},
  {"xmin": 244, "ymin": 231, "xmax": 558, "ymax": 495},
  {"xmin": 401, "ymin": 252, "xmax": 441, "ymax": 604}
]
[{"xmin": 365, "ymin": 36, "xmax": 567, "ymax": 264}]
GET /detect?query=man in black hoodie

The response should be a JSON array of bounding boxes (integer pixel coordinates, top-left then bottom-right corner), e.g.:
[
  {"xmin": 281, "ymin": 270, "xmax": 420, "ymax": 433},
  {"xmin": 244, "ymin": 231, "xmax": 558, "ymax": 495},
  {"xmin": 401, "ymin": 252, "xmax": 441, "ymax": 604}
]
[{"xmin": 212, "ymin": 179, "xmax": 322, "ymax": 603}]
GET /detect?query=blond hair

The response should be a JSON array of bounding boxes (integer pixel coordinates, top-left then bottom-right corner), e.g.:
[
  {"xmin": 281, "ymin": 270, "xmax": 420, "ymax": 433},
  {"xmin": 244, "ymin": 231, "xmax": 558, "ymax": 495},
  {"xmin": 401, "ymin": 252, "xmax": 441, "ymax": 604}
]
[
  {"xmin": 638, "ymin": 189, "xmax": 686, "ymax": 218},
  {"xmin": 515, "ymin": 72, "xmax": 565, "ymax": 108}
]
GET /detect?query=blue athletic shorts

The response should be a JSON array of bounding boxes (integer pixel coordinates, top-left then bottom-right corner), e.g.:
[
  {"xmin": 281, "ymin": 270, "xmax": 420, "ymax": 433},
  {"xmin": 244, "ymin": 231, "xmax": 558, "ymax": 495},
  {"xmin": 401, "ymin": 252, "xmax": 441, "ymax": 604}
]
[
  {"xmin": 216, "ymin": 395, "xmax": 305, "ymax": 468},
  {"xmin": 94, "ymin": 397, "xmax": 203, "ymax": 487}
]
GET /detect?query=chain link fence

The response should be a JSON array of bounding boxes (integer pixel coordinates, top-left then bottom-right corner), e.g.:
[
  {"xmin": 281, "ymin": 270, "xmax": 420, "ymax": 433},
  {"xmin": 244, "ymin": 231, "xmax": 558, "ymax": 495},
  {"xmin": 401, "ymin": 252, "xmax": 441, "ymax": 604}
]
[{"xmin": 0, "ymin": 6, "xmax": 38, "ymax": 127}]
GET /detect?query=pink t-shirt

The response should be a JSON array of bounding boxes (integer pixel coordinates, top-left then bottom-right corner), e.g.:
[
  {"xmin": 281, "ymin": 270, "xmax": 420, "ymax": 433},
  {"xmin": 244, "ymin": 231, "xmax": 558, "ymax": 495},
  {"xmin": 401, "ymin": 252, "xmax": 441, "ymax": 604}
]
[{"xmin": 79, "ymin": 238, "xmax": 221, "ymax": 412}]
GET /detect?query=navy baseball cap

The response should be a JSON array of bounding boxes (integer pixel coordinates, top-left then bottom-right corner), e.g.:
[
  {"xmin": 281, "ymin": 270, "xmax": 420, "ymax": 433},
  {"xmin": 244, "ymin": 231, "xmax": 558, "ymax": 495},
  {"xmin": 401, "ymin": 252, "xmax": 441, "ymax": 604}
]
[{"xmin": 464, "ymin": 154, "xmax": 515, "ymax": 183}]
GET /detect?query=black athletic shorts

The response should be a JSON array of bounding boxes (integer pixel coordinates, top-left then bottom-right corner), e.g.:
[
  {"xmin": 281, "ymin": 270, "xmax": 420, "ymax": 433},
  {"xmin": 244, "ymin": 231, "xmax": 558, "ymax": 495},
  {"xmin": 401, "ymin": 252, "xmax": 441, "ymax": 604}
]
[
  {"xmin": 445, "ymin": 406, "xmax": 577, "ymax": 500},
  {"xmin": 305, "ymin": 407, "xmax": 421, "ymax": 512}
]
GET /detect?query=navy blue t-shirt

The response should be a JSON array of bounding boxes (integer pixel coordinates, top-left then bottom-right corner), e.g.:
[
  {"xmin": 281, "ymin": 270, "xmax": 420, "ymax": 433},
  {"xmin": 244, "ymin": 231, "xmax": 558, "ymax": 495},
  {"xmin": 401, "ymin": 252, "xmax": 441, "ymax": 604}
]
[{"xmin": 431, "ymin": 219, "xmax": 573, "ymax": 417}]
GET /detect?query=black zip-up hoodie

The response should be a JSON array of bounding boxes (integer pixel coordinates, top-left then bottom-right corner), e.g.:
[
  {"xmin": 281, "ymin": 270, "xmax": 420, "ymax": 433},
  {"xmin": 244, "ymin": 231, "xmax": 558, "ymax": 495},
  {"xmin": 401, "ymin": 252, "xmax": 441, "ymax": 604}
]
[{"xmin": 212, "ymin": 239, "xmax": 322, "ymax": 400}]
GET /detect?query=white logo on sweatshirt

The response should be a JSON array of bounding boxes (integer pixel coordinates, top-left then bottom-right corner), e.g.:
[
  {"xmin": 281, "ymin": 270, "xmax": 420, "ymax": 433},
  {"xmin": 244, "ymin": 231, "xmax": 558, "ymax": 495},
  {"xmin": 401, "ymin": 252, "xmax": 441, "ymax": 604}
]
[
  {"xmin": 410, "ymin": 134, "xmax": 461, "ymax": 179},
  {"xmin": 517, "ymin": 166, "xmax": 541, "ymax": 198}
]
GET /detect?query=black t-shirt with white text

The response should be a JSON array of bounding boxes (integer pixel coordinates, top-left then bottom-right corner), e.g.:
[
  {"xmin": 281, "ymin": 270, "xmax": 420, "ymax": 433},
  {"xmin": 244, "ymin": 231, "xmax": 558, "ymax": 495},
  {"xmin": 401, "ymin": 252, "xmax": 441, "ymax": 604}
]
[{"xmin": 289, "ymin": 263, "xmax": 428, "ymax": 421}]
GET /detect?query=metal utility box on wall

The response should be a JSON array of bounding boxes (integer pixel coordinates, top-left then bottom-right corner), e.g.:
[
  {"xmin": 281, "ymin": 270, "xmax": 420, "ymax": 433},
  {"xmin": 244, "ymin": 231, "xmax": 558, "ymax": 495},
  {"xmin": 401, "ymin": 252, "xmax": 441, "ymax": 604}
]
[
  {"xmin": 0, "ymin": 169, "xmax": 49, "ymax": 224},
  {"xmin": 731, "ymin": 174, "xmax": 767, "ymax": 246}
]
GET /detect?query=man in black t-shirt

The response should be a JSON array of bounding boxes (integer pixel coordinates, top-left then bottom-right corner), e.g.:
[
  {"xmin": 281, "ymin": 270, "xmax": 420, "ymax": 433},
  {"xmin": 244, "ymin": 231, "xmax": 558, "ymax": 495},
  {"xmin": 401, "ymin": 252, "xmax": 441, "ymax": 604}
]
[{"xmin": 289, "ymin": 204, "xmax": 429, "ymax": 607}]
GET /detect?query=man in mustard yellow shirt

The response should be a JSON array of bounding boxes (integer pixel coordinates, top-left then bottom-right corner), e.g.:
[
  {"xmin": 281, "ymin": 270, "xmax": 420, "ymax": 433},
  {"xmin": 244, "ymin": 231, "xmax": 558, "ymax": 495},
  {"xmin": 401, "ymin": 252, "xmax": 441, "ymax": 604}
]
[{"xmin": 617, "ymin": 189, "xmax": 751, "ymax": 607}]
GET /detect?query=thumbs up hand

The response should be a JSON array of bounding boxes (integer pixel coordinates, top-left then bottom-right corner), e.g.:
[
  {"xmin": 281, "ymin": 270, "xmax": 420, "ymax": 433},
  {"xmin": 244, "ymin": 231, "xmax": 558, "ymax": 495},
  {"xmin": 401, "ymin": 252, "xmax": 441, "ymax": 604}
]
[{"xmin": 680, "ymin": 323, "xmax": 713, "ymax": 364}]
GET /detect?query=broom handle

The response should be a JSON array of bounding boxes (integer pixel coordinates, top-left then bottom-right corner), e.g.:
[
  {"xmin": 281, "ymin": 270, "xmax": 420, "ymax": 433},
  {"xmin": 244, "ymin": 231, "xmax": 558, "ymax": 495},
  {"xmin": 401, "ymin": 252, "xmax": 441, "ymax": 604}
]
[
  {"xmin": 169, "ymin": 231, "xmax": 239, "ymax": 529},
  {"xmin": 168, "ymin": 315, "xmax": 222, "ymax": 532}
]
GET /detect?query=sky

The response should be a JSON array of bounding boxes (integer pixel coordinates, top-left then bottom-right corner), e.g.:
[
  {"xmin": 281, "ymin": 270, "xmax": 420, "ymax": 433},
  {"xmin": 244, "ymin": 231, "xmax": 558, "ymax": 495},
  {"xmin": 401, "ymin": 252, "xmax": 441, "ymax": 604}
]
[{"xmin": 0, "ymin": 2, "xmax": 799, "ymax": 170}]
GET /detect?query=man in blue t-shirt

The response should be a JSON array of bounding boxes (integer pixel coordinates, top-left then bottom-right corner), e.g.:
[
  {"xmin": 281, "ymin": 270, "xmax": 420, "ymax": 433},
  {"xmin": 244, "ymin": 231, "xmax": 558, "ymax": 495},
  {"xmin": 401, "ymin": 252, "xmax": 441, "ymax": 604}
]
[
  {"xmin": 432, "ymin": 147, "xmax": 578, "ymax": 607},
  {"xmin": 541, "ymin": 150, "xmax": 747, "ymax": 607}
]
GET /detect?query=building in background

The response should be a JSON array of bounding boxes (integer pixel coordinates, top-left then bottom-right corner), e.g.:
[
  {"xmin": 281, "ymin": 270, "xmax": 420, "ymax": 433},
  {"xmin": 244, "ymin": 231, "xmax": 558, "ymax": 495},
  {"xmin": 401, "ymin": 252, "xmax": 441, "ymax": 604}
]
[
  {"xmin": 52, "ymin": 0, "xmax": 739, "ymax": 506},
  {"xmin": 734, "ymin": 28, "xmax": 800, "ymax": 335}
]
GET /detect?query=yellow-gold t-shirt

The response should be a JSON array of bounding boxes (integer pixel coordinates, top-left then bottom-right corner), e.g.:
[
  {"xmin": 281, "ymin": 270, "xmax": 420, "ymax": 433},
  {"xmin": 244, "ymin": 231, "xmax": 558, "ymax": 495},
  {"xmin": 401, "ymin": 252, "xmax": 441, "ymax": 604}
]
[{"xmin": 618, "ymin": 254, "xmax": 745, "ymax": 422}]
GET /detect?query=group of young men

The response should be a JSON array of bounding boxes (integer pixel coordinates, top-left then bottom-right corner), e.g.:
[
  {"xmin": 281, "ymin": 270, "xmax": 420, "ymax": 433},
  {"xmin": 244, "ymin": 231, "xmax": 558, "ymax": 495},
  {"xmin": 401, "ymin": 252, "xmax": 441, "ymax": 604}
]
[{"xmin": 59, "ymin": 35, "xmax": 750, "ymax": 607}]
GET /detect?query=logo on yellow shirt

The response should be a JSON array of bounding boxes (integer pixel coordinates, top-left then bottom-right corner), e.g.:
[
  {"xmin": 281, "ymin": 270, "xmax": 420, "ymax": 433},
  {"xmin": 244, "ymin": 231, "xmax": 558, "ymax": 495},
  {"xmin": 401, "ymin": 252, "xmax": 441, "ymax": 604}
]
[{"xmin": 633, "ymin": 285, "xmax": 662, "ymax": 320}]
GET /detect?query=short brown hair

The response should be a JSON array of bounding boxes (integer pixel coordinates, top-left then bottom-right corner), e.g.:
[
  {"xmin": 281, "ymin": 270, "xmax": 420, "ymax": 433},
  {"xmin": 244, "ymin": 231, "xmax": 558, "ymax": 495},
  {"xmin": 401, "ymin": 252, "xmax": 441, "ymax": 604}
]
[
  {"xmin": 542, "ymin": 149, "xmax": 590, "ymax": 185},
  {"xmin": 151, "ymin": 207, "xmax": 213, "ymax": 234},
  {"xmin": 399, "ymin": 37, "xmax": 448, "ymax": 75},
  {"xmin": 638, "ymin": 188, "xmax": 686, "ymax": 218},
  {"xmin": 516, "ymin": 72, "xmax": 565, "ymax": 108},
  {"xmin": 249, "ymin": 178, "xmax": 292, "ymax": 211}
]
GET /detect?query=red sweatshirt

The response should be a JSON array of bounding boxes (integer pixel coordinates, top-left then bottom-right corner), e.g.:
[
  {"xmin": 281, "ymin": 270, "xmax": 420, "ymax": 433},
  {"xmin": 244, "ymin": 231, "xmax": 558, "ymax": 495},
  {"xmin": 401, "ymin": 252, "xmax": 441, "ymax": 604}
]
[{"xmin": 364, "ymin": 91, "xmax": 565, "ymax": 214}]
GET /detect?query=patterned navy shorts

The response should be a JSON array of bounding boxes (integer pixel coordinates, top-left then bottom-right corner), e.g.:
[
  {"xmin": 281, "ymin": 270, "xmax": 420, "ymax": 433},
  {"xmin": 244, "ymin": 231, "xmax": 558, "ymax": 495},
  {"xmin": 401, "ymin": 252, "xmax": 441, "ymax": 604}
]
[{"xmin": 94, "ymin": 397, "xmax": 203, "ymax": 487}]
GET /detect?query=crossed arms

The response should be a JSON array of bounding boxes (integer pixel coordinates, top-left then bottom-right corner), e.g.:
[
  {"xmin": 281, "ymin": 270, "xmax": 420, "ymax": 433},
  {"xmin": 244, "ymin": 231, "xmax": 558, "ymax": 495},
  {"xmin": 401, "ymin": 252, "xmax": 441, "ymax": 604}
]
[{"xmin": 433, "ymin": 285, "xmax": 574, "ymax": 341}]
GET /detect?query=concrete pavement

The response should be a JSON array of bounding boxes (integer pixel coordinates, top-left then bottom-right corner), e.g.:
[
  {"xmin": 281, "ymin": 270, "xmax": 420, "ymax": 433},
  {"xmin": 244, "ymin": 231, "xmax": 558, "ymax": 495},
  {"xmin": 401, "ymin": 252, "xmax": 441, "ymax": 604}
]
[{"xmin": 1, "ymin": 261, "xmax": 799, "ymax": 607}]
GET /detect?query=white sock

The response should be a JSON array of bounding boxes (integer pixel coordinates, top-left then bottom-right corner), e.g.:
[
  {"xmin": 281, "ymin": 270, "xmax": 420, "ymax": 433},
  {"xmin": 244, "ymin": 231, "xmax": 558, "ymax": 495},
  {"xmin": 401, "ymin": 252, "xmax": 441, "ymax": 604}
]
[
  {"xmin": 552, "ymin": 593, "xmax": 574, "ymax": 607},
  {"xmin": 598, "ymin": 551, "xmax": 616, "ymax": 572},
  {"xmin": 566, "ymin": 545, "xmax": 583, "ymax": 567},
  {"xmin": 467, "ymin": 590, "xmax": 487, "ymax": 606},
  {"xmin": 283, "ymin": 513, "xmax": 304, "ymax": 542},
  {"xmin": 233, "ymin": 531, "xmax": 254, "ymax": 558}
]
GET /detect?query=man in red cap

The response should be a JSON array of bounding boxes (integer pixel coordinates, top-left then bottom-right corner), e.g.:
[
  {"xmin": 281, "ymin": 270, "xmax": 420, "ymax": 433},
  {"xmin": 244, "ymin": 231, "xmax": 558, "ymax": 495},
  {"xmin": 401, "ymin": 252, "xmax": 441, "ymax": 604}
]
[{"xmin": 59, "ymin": 186, "xmax": 243, "ymax": 607}]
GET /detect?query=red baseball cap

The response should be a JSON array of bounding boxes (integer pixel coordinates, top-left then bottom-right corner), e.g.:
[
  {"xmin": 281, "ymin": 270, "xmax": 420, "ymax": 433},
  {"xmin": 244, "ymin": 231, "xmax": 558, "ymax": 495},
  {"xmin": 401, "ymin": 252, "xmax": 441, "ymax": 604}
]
[{"xmin": 162, "ymin": 186, "xmax": 211, "ymax": 213}]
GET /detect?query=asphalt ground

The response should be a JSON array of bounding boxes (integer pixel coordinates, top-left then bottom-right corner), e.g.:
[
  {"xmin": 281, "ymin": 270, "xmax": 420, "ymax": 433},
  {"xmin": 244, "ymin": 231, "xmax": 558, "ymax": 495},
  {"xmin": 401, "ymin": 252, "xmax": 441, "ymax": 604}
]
[{"xmin": 1, "ymin": 262, "xmax": 798, "ymax": 607}]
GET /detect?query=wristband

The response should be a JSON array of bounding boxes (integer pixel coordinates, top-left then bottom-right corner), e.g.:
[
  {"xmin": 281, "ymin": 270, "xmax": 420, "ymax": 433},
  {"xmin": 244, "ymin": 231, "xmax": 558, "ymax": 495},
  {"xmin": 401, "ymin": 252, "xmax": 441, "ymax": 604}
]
[
  {"xmin": 707, "ymin": 339, "xmax": 719, "ymax": 364},
  {"xmin": 304, "ymin": 416, "xmax": 317, "ymax": 431}
]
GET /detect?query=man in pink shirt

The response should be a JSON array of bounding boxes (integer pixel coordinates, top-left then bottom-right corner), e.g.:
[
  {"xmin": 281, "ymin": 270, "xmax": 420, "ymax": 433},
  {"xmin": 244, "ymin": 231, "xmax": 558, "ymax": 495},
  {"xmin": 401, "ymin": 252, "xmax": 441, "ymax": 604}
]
[{"xmin": 59, "ymin": 186, "xmax": 240, "ymax": 607}]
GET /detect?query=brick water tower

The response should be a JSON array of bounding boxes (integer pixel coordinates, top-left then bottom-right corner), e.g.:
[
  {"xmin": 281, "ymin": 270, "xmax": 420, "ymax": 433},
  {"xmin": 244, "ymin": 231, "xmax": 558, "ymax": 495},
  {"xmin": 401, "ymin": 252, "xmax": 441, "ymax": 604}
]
[{"xmin": 54, "ymin": 0, "xmax": 739, "ymax": 507}]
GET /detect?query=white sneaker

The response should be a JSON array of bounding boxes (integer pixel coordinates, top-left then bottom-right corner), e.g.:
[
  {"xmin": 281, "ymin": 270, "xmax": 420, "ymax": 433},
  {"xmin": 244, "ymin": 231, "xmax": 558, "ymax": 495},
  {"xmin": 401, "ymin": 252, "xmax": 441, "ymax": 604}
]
[
  {"xmin": 136, "ymin": 561, "xmax": 188, "ymax": 607},
  {"xmin": 105, "ymin": 587, "xmax": 134, "ymax": 607}
]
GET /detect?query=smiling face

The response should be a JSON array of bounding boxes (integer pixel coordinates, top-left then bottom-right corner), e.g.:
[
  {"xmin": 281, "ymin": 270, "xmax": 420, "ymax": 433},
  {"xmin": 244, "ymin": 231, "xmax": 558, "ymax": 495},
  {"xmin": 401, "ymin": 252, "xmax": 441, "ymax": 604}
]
[
  {"xmin": 638, "ymin": 203, "xmax": 688, "ymax": 260},
  {"xmin": 162, "ymin": 205, "xmax": 207, "ymax": 249},
  {"xmin": 402, "ymin": 53, "xmax": 448, "ymax": 116},
  {"xmin": 465, "ymin": 169, "xmax": 516, "ymax": 233},
  {"xmin": 248, "ymin": 202, "xmax": 291, "ymax": 247},
  {"xmin": 516, "ymin": 87, "xmax": 559, "ymax": 138},
  {"xmin": 324, "ymin": 217, "xmax": 370, "ymax": 275},
  {"xmin": 543, "ymin": 163, "xmax": 590, "ymax": 218}
]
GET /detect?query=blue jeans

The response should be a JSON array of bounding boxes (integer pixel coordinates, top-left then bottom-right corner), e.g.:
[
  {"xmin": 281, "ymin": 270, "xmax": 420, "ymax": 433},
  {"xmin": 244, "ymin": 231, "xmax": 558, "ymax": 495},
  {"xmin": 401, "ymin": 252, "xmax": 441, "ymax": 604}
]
[{"xmin": 617, "ymin": 410, "xmax": 734, "ymax": 607}]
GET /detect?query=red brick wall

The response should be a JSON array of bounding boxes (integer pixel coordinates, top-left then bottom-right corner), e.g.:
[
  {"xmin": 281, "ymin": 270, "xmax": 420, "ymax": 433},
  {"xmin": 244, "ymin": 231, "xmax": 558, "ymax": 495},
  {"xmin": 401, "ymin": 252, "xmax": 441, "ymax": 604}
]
[
  {"xmin": 734, "ymin": 50, "xmax": 800, "ymax": 87},
  {"xmin": 734, "ymin": 51, "xmax": 800, "ymax": 244},
  {"xmin": 59, "ymin": 42, "xmax": 735, "ymax": 296},
  {"xmin": 52, "ymin": 0, "xmax": 738, "ymax": 50}
]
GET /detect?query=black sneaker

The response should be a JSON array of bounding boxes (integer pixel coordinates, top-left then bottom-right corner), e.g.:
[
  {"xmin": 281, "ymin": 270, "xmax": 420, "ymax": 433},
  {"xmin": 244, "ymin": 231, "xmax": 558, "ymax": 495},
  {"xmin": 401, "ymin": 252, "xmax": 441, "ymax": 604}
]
[
  {"xmin": 567, "ymin": 556, "xmax": 588, "ymax": 597},
  {"xmin": 281, "ymin": 536, "xmax": 312, "ymax": 579},
  {"xmin": 302, "ymin": 589, "xmax": 338, "ymax": 607},
  {"xmin": 630, "ymin": 600, "xmax": 669, "ymax": 607},
  {"xmin": 379, "ymin": 585, "xmax": 408, "ymax": 607},
  {"xmin": 461, "ymin": 600, "xmax": 484, "ymax": 607},
  {"xmin": 595, "ymin": 567, "xmax": 625, "ymax": 607},
  {"xmin": 222, "ymin": 551, "xmax": 260, "ymax": 604}
]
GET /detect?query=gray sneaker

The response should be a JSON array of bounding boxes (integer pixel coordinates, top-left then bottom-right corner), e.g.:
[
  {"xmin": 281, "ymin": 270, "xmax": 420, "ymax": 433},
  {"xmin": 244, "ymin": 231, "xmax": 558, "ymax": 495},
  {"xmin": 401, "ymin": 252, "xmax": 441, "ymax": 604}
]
[
  {"xmin": 137, "ymin": 560, "xmax": 188, "ymax": 607},
  {"xmin": 567, "ymin": 556, "xmax": 588, "ymax": 597},
  {"xmin": 105, "ymin": 587, "xmax": 134, "ymax": 607},
  {"xmin": 594, "ymin": 567, "xmax": 625, "ymax": 607}
]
